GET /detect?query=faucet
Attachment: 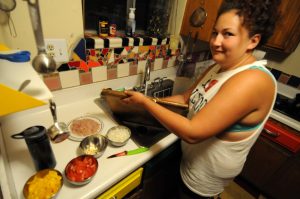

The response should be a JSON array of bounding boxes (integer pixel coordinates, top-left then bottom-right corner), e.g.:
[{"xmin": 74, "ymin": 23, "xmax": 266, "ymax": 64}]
[{"xmin": 133, "ymin": 59, "xmax": 151, "ymax": 95}]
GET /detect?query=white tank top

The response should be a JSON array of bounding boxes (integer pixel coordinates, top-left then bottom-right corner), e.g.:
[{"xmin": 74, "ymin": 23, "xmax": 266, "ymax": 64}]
[{"xmin": 180, "ymin": 60, "xmax": 277, "ymax": 196}]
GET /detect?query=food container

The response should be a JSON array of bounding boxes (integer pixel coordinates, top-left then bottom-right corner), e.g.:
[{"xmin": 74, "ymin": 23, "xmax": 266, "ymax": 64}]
[
  {"xmin": 23, "ymin": 169, "xmax": 63, "ymax": 199},
  {"xmin": 106, "ymin": 125, "xmax": 131, "ymax": 147},
  {"xmin": 68, "ymin": 116, "xmax": 104, "ymax": 141},
  {"xmin": 11, "ymin": 126, "xmax": 56, "ymax": 171},
  {"xmin": 79, "ymin": 134, "xmax": 108, "ymax": 158},
  {"xmin": 65, "ymin": 155, "xmax": 98, "ymax": 186}
]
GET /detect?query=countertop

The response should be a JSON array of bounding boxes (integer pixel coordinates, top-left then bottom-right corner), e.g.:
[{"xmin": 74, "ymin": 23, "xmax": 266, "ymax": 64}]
[{"xmin": 0, "ymin": 67, "xmax": 179, "ymax": 199}]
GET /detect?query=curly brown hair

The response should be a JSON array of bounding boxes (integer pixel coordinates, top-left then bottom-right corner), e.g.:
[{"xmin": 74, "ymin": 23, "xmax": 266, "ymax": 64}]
[{"xmin": 217, "ymin": 0, "xmax": 281, "ymax": 46}]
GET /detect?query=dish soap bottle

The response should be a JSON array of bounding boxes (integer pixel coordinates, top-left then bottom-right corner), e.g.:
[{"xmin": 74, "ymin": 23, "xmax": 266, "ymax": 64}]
[{"xmin": 126, "ymin": 8, "xmax": 136, "ymax": 37}]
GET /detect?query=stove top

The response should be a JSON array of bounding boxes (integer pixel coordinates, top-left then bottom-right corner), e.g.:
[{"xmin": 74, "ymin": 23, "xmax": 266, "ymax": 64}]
[{"xmin": 274, "ymin": 93, "xmax": 300, "ymax": 122}]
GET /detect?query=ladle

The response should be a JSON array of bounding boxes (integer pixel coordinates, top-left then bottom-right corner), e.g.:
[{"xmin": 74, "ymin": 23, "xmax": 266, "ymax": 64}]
[
  {"xmin": 24, "ymin": 0, "xmax": 56, "ymax": 74},
  {"xmin": 47, "ymin": 100, "xmax": 69, "ymax": 143}
]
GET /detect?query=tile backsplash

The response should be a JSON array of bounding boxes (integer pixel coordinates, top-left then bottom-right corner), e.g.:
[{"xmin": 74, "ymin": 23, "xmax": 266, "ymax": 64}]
[{"xmin": 41, "ymin": 37, "xmax": 300, "ymax": 91}]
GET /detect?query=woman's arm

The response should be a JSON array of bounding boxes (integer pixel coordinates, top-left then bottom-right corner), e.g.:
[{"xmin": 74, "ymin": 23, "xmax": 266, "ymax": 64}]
[{"xmin": 123, "ymin": 69, "xmax": 275, "ymax": 144}]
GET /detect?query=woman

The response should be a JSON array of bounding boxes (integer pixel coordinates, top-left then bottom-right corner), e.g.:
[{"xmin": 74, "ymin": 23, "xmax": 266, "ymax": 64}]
[{"xmin": 123, "ymin": 0, "xmax": 280, "ymax": 198}]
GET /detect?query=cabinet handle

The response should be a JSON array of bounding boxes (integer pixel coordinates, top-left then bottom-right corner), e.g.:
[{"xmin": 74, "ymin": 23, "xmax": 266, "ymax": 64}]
[{"xmin": 263, "ymin": 129, "xmax": 279, "ymax": 137}]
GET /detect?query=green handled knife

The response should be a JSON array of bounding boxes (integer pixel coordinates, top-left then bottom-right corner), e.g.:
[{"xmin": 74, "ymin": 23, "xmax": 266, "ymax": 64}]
[{"xmin": 107, "ymin": 147, "xmax": 149, "ymax": 158}]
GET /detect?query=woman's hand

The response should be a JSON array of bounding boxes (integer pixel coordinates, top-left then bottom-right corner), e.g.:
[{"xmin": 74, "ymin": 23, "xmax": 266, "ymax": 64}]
[{"xmin": 122, "ymin": 90, "xmax": 148, "ymax": 106}]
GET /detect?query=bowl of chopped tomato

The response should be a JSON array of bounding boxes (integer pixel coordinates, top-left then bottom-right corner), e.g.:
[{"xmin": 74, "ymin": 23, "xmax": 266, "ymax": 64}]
[{"xmin": 65, "ymin": 155, "xmax": 98, "ymax": 185}]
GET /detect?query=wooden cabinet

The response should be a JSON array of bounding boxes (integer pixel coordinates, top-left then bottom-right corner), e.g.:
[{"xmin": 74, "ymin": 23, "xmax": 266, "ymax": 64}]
[
  {"xmin": 180, "ymin": 0, "xmax": 223, "ymax": 42},
  {"xmin": 240, "ymin": 136, "xmax": 291, "ymax": 188},
  {"xmin": 180, "ymin": 0, "xmax": 300, "ymax": 53},
  {"xmin": 264, "ymin": 0, "xmax": 300, "ymax": 53},
  {"xmin": 239, "ymin": 133, "xmax": 300, "ymax": 199}
]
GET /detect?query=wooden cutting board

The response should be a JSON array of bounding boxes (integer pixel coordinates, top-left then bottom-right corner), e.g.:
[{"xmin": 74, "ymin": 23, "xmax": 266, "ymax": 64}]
[{"xmin": 100, "ymin": 88, "xmax": 188, "ymax": 126}]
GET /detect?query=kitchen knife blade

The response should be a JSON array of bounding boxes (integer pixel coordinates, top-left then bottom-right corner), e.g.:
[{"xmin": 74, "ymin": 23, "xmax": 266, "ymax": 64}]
[{"xmin": 107, "ymin": 147, "xmax": 149, "ymax": 158}]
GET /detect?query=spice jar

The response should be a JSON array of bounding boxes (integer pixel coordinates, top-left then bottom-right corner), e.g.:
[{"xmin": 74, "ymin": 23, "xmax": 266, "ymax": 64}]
[
  {"xmin": 11, "ymin": 126, "xmax": 56, "ymax": 171},
  {"xmin": 99, "ymin": 18, "xmax": 109, "ymax": 37}
]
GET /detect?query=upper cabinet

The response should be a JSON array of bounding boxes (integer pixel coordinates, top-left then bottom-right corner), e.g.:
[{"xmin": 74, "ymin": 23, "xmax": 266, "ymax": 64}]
[
  {"xmin": 180, "ymin": 0, "xmax": 300, "ymax": 54},
  {"xmin": 180, "ymin": 0, "xmax": 223, "ymax": 42},
  {"xmin": 264, "ymin": 0, "xmax": 300, "ymax": 54}
]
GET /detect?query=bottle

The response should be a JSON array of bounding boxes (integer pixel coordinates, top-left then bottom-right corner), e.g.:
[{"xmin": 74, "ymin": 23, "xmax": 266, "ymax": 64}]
[
  {"xmin": 11, "ymin": 126, "xmax": 56, "ymax": 171},
  {"xmin": 99, "ymin": 17, "xmax": 109, "ymax": 37},
  {"xmin": 126, "ymin": 8, "xmax": 136, "ymax": 37}
]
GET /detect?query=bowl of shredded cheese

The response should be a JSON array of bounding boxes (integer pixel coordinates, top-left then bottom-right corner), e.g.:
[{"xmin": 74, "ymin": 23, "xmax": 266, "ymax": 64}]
[
  {"xmin": 106, "ymin": 125, "xmax": 131, "ymax": 147},
  {"xmin": 23, "ymin": 169, "xmax": 63, "ymax": 199},
  {"xmin": 79, "ymin": 134, "xmax": 108, "ymax": 158}
]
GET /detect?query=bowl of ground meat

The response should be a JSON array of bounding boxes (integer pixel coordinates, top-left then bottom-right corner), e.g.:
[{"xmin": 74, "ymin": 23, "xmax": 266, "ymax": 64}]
[{"xmin": 68, "ymin": 116, "xmax": 103, "ymax": 141}]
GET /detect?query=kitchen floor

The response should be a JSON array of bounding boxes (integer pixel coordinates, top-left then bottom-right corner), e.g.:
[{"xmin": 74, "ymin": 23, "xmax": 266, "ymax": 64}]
[{"xmin": 219, "ymin": 181, "xmax": 256, "ymax": 199}]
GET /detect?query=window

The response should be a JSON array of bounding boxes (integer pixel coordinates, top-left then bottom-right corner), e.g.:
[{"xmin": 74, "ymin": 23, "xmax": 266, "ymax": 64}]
[{"xmin": 83, "ymin": 0, "xmax": 172, "ymax": 37}]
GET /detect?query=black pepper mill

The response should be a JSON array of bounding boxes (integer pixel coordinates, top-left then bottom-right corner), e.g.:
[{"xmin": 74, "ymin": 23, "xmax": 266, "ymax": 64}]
[{"xmin": 11, "ymin": 126, "xmax": 56, "ymax": 171}]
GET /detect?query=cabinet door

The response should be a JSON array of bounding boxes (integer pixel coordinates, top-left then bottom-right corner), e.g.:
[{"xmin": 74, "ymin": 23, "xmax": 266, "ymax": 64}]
[
  {"xmin": 262, "ymin": 158, "xmax": 300, "ymax": 199},
  {"xmin": 264, "ymin": 0, "xmax": 300, "ymax": 53},
  {"xmin": 240, "ymin": 136, "xmax": 291, "ymax": 188},
  {"xmin": 180, "ymin": 0, "xmax": 223, "ymax": 42}
]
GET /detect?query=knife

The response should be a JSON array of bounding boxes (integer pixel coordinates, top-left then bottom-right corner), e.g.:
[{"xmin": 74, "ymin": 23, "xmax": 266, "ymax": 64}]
[{"xmin": 107, "ymin": 147, "xmax": 149, "ymax": 159}]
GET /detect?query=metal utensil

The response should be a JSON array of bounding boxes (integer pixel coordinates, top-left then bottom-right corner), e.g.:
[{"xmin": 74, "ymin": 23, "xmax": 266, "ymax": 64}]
[
  {"xmin": 177, "ymin": 3, "xmax": 207, "ymax": 77},
  {"xmin": 18, "ymin": 79, "xmax": 31, "ymax": 92},
  {"xmin": 47, "ymin": 100, "xmax": 69, "ymax": 143},
  {"xmin": 24, "ymin": 0, "xmax": 56, "ymax": 74}
]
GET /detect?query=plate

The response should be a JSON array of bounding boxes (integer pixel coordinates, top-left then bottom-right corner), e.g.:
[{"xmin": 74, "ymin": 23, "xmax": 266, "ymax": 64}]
[
  {"xmin": 23, "ymin": 169, "xmax": 63, "ymax": 199},
  {"xmin": 68, "ymin": 116, "xmax": 104, "ymax": 141}
]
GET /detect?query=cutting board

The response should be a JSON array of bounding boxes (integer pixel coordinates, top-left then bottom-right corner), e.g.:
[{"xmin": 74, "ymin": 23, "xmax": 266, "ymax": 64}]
[
  {"xmin": 0, "ymin": 59, "xmax": 52, "ymax": 116},
  {"xmin": 100, "ymin": 89, "xmax": 188, "ymax": 126},
  {"xmin": 0, "ymin": 84, "xmax": 46, "ymax": 116}
]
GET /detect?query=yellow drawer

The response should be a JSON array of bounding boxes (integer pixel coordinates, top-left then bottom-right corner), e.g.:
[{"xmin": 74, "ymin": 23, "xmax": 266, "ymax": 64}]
[{"xmin": 97, "ymin": 167, "xmax": 143, "ymax": 199}]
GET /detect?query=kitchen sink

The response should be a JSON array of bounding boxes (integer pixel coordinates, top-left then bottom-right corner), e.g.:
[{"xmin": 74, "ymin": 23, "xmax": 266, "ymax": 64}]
[{"xmin": 116, "ymin": 120, "xmax": 170, "ymax": 148}]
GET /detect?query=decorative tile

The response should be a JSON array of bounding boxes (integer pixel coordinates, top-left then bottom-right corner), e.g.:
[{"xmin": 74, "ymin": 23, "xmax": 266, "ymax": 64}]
[
  {"xmin": 107, "ymin": 68, "xmax": 117, "ymax": 80},
  {"xmin": 162, "ymin": 59, "xmax": 168, "ymax": 69},
  {"xmin": 59, "ymin": 70, "xmax": 80, "ymax": 88},
  {"xmin": 167, "ymin": 56, "xmax": 176, "ymax": 67},
  {"xmin": 154, "ymin": 58, "xmax": 163, "ymax": 70},
  {"xmin": 79, "ymin": 71, "xmax": 93, "ymax": 85},
  {"xmin": 43, "ymin": 73, "xmax": 62, "ymax": 91},
  {"xmin": 92, "ymin": 66, "xmax": 107, "ymax": 82},
  {"xmin": 270, "ymin": 68, "xmax": 281, "ymax": 80},
  {"xmin": 138, "ymin": 46, "xmax": 150, "ymax": 60},
  {"xmin": 287, "ymin": 75, "xmax": 300, "ymax": 88},
  {"xmin": 117, "ymin": 62, "xmax": 130, "ymax": 77},
  {"xmin": 70, "ymin": 38, "xmax": 86, "ymax": 62},
  {"xmin": 137, "ymin": 60, "xmax": 147, "ymax": 74},
  {"xmin": 278, "ymin": 73, "xmax": 291, "ymax": 84},
  {"xmin": 129, "ymin": 62, "xmax": 138, "ymax": 76}
]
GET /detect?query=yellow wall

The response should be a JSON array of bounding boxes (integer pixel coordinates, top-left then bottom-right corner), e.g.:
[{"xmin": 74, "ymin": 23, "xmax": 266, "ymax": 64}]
[
  {"xmin": 0, "ymin": 0, "xmax": 83, "ymax": 57},
  {"xmin": 0, "ymin": 0, "xmax": 299, "ymax": 78}
]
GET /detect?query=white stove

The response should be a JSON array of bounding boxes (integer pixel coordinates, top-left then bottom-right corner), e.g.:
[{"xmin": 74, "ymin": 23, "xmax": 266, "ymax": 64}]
[{"xmin": 270, "ymin": 82, "xmax": 300, "ymax": 131}]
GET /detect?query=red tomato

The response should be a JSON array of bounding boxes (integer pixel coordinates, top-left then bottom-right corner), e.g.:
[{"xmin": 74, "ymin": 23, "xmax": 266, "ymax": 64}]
[{"xmin": 65, "ymin": 155, "xmax": 98, "ymax": 182}]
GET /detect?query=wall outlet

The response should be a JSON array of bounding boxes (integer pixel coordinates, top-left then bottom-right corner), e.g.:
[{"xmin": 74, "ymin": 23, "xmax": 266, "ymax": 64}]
[{"xmin": 45, "ymin": 39, "xmax": 69, "ymax": 63}]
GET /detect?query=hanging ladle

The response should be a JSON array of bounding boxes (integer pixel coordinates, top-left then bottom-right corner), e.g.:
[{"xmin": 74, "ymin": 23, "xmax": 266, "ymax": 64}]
[{"xmin": 24, "ymin": 0, "xmax": 56, "ymax": 74}]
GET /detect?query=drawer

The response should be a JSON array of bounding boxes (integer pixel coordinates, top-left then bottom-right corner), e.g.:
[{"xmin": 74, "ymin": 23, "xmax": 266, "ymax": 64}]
[{"xmin": 97, "ymin": 167, "xmax": 143, "ymax": 199}]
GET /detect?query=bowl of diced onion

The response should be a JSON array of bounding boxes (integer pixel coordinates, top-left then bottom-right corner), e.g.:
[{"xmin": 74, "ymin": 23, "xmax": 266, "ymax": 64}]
[
  {"xmin": 23, "ymin": 169, "xmax": 63, "ymax": 199},
  {"xmin": 79, "ymin": 134, "xmax": 108, "ymax": 158},
  {"xmin": 106, "ymin": 125, "xmax": 131, "ymax": 147}
]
